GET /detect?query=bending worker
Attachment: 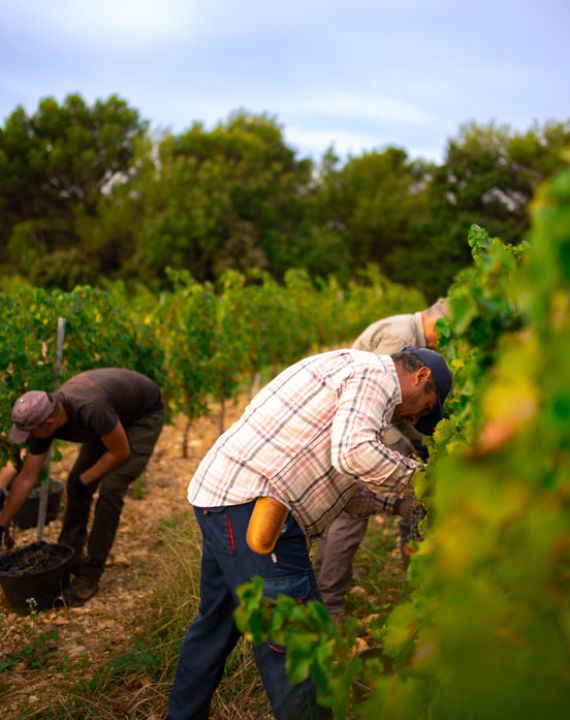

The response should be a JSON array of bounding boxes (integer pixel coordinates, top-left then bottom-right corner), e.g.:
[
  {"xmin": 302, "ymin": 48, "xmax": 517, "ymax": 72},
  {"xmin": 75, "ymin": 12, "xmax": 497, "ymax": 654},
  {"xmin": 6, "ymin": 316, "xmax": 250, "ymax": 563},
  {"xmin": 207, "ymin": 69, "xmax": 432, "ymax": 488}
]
[
  {"xmin": 0, "ymin": 368, "xmax": 165, "ymax": 606},
  {"xmin": 167, "ymin": 346, "xmax": 452, "ymax": 720},
  {"xmin": 314, "ymin": 299, "xmax": 449, "ymax": 622}
]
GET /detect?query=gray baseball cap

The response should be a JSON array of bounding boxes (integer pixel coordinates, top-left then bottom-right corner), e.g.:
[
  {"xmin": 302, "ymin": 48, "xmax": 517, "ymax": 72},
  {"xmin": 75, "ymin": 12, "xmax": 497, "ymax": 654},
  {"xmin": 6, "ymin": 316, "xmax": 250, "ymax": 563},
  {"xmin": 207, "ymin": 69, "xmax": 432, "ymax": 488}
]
[{"xmin": 8, "ymin": 391, "xmax": 56, "ymax": 444}]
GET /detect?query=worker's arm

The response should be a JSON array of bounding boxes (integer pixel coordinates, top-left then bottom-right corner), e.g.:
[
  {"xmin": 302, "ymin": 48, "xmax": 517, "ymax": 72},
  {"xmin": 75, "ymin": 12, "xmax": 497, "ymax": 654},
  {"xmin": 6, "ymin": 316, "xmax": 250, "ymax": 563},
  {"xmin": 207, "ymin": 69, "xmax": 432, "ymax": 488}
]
[
  {"xmin": 0, "ymin": 451, "xmax": 48, "ymax": 526},
  {"xmin": 0, "ymin": 461, "xmax": 18, "ymax": 491},
  {"xmin": 79, "ymin": 421, "xmax": 131, "ymax": 485},
  {"xmin": 343, "ymin": 476, "xmax": 423, "ymax": 519},
  {"xmin": 331, "ymin": 368, "xmax": 417, "ymax": 494}
]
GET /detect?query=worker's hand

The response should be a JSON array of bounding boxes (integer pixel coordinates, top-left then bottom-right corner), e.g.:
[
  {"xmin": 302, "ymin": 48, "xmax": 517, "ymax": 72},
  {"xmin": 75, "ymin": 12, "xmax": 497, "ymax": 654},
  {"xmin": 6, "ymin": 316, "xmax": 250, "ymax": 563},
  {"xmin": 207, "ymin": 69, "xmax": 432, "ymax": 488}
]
[
  {"xmin": 395, "ymin": 497, "xmax": 424, "ymax": 523},
  {"xmin": 0, "ymin": 524, "xmax": 14, "ymax": 550},
  {"xmin": 393, "ymin": 421, "xmax": 430, "ymax": 461},
  {"xmin": 410, "ymin": 437, "xmax": 429, "ymax": 462},
  {"xmin": 69, "ymin": 472, "xmax": 91, "ymax": 498}
]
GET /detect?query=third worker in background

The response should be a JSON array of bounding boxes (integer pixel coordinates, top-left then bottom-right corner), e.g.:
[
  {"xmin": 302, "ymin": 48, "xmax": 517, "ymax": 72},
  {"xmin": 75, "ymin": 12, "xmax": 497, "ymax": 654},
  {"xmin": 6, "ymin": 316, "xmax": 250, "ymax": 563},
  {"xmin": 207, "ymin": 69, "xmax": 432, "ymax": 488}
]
[{"xmin": 314, "ymin": 298, "xmax": 449, "ymax": 623}]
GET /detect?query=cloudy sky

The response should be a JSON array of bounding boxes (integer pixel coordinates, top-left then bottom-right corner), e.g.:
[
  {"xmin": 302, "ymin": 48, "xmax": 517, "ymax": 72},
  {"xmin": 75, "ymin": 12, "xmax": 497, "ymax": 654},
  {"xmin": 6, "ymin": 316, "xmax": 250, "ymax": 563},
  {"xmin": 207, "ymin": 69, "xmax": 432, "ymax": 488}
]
[{"xmin": 1, "ymin": 0, "xmax": 568, "ymax": 162}]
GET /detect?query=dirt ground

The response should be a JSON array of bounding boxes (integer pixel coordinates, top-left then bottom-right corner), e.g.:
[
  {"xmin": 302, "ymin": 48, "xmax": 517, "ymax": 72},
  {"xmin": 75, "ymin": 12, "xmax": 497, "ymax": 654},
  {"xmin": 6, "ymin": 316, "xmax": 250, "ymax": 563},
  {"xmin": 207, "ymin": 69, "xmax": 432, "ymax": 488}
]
[{"xmin": 0, "ymin": 399, "xmax": 250, "ymax": 719}]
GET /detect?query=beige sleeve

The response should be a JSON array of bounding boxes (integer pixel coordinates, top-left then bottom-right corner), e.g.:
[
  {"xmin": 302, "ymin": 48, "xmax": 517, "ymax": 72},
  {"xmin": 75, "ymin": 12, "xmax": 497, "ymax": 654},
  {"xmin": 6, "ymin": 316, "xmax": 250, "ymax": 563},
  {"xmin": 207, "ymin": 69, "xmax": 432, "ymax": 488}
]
[
  {"xmin": 352, "ymin": 316, "xmax": 416, "ymax": 355},
  {"xmin": 352, "ymin": 328, "xmax": 410, "ymax": 354}
]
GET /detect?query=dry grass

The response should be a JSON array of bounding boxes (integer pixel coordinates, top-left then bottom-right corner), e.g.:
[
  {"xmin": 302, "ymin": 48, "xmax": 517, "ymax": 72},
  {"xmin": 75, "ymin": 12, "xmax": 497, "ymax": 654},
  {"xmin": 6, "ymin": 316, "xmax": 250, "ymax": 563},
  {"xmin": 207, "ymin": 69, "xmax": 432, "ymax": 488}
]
[{"xmin": 28, "ymin": 514, "xmax": 270, "ymax": 720}]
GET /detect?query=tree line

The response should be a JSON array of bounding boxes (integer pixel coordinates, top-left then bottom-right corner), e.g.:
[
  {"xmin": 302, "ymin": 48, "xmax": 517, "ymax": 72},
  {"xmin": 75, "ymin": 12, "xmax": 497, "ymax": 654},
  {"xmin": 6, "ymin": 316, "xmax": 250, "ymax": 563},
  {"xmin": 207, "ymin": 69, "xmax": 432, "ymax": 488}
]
[{"xmin": 1, "ymin": 93, "xmax": 568, "ymax": 299}]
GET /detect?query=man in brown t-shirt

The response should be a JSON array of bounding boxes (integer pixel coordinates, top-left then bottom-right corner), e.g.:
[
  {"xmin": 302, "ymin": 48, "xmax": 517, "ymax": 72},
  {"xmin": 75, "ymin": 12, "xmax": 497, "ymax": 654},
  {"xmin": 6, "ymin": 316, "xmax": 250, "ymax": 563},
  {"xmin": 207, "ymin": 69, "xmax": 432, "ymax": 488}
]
[{"xmin": 0, "ymin": 368, "xmax": 165, "ymax": 605}]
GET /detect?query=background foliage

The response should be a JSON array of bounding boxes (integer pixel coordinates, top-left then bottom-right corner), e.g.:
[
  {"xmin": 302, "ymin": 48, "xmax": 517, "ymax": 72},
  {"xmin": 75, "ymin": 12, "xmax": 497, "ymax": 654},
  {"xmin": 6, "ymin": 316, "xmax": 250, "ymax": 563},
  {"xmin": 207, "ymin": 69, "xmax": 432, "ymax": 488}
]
[
  {"xmin": 0, "ymin": 267, "xmax": 423, "ymax": 466},
  {"xmin": 2, "ymin": 94, "xmax": 569, "ymax": 299}
]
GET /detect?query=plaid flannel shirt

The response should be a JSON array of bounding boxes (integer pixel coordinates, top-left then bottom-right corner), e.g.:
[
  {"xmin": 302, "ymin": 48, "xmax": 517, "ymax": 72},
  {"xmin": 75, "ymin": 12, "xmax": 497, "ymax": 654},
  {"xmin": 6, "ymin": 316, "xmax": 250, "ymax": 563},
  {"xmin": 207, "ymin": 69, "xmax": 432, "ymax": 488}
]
[{"xmin": 188, "ymin": 350, "xmax": 417, "ymax": 538}]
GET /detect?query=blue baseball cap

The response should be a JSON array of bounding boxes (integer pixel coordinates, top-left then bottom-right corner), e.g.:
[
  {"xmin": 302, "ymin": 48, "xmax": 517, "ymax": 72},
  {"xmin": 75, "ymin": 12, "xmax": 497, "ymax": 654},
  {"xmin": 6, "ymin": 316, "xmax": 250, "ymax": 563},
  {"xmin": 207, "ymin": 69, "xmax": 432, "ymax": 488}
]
[{"xmin": 401, "ymin": 348, "xmax": 452, "ymax": 435}]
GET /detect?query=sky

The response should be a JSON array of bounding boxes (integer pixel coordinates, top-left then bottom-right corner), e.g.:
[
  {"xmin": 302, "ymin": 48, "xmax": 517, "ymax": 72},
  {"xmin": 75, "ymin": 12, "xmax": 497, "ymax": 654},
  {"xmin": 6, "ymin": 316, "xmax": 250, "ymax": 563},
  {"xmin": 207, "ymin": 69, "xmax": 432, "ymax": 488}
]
[{"xmin": 0, "ymin": 0, "xmax": 568, "ymax": 163}]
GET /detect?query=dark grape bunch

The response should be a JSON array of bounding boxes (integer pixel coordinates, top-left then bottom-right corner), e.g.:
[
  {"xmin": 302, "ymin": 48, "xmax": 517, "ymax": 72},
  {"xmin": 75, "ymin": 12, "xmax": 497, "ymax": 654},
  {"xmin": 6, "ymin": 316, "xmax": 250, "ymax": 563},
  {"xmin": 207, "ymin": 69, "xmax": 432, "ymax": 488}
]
[
  {"xmin": 0, "ymin": 542, "xmax": 70, "ymax": 574},
  {"xmin": 407, "ymin": 502, "xmax": 427, "ymax": 542}
]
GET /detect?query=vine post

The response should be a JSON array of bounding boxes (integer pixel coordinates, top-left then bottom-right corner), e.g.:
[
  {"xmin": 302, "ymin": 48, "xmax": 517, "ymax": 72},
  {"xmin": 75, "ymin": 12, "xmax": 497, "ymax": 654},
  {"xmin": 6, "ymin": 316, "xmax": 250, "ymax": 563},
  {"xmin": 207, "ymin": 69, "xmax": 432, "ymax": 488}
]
[{"xmin": 36, "ymin": 316, "xmax": 66, "ymax": 542}]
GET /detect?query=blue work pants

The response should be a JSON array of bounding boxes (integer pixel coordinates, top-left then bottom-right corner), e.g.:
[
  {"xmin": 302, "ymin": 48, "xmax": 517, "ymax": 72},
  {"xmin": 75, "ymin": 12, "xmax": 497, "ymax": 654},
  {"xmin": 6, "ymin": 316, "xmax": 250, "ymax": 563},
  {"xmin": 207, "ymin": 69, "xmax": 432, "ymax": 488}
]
[{"xmin": 167, "ymin": 501, "xmax": 331, "ymax": 720}]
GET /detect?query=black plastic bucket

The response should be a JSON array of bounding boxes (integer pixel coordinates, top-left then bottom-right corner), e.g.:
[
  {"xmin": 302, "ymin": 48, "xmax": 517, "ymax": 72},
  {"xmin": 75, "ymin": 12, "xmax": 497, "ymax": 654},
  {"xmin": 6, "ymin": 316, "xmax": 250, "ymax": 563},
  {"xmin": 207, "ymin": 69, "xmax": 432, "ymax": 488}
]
[
  {"xmin": 13, "ymin": 480, "xmax": 65, "ymax": 530},
  {"xmin": 0, "ymin": 542, "xmax": 74, "ymax": 614}
]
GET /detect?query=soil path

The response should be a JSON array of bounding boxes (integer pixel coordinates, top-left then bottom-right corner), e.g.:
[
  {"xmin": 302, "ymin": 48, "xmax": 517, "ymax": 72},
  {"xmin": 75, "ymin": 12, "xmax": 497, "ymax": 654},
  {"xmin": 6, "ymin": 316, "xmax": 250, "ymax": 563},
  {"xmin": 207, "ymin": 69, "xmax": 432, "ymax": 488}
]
[{"xmin": 1, "ymin": 400, "xmax": 248, "ymax": 719}]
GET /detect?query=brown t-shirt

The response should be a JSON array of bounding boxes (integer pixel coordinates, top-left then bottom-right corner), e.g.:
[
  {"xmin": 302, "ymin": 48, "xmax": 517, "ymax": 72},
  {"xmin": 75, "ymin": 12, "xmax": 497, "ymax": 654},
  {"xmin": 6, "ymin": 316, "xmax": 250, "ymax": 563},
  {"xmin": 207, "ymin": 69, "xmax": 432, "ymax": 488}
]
[{"xmin": 29, "ymin": 368, "xmax": 163, "ymax": 455}]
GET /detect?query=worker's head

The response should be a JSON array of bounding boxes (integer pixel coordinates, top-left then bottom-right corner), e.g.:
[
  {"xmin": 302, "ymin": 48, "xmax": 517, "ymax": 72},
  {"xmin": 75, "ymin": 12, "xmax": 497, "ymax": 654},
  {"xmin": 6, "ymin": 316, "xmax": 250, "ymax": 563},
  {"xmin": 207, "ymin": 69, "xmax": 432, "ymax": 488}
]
[
  {"xmin": 421, "ymin": 298, "xmax": 450, "ymax": 349},
  {"xmin": 8, "ymin": 391, "xmax": 59, "ymax": 444},
  {"xmin": 392, "ymin": 348, "xmax": 452, "ymax": 435}
]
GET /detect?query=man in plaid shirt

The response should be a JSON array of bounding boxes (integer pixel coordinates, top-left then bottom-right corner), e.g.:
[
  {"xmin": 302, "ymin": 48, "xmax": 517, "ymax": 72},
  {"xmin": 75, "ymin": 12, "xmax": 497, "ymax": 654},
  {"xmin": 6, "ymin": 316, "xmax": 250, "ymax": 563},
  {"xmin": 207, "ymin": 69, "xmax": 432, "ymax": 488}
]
[{"xmin": 167, "ymin": 347, "xmax": 452, "ymax": 720}]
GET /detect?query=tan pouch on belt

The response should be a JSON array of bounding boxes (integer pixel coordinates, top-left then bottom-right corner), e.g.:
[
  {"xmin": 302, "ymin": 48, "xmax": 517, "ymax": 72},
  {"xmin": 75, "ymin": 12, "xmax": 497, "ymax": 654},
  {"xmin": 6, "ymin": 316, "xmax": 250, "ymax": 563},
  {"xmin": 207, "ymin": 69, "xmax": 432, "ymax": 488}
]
[{"xmin": 246, "ymin": 497, "xmax": 289, "ymax": 554}]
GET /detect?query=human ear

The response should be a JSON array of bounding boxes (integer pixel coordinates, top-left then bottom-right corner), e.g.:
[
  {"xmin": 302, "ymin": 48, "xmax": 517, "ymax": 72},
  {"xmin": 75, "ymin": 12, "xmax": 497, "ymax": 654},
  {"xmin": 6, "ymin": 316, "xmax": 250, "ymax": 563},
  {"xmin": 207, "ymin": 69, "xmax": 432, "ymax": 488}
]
[
  {"xmin": 42, "ymin": 416, "xmax": 58, "ymax": 431},
  {"xmin": 416, "ymin": 367, "xmax": 431, "ymax": 385}
]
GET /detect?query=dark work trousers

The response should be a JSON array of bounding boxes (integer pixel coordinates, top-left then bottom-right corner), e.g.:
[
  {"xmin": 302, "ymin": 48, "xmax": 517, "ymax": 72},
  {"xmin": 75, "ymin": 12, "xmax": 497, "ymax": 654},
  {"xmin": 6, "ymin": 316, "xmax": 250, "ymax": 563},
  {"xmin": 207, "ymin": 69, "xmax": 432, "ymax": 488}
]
[
  {"xmin": 58, "ymin": 407, "xmax": 165, "ymax": 582},
  {"xmin": 167, "ymin": 501, "xmax": 332, "ymax": 720}
]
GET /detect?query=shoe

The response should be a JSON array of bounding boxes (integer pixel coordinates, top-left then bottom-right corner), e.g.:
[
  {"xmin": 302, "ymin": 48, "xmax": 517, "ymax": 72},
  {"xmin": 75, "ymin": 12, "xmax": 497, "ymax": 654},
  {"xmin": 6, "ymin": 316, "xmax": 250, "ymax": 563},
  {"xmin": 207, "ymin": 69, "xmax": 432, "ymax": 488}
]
[{"xmin": 64, "ymin": 576, "xmax": 99, "ymax": 606}]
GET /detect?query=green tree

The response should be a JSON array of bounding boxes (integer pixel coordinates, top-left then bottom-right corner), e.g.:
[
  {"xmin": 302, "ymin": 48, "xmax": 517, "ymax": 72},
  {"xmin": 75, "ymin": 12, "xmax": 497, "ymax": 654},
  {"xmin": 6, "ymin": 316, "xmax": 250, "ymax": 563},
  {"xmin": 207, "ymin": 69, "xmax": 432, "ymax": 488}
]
[
  {"xmin": 134, "ymin": 111, "xmax": 314, "ymax": 282},
  {"xmin": 414, "ymin": 120, "xmax": 570, "ymax": 298},
  {"xmin": 0, "ymin": 93, "xmax": 147, "ymax": 284},
  {"xmin": 312, "ymin": 146, "xmax": 435, "ymax": 292}
]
